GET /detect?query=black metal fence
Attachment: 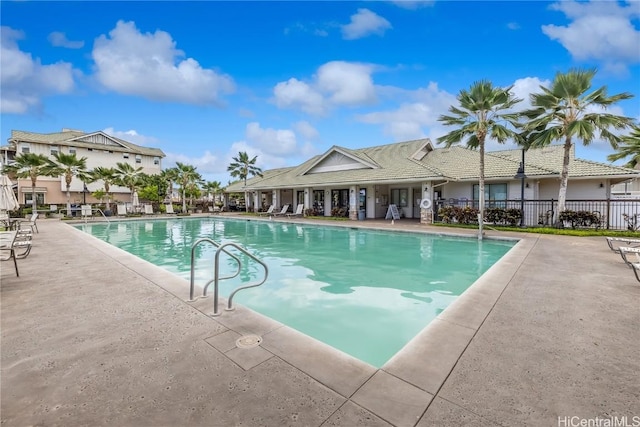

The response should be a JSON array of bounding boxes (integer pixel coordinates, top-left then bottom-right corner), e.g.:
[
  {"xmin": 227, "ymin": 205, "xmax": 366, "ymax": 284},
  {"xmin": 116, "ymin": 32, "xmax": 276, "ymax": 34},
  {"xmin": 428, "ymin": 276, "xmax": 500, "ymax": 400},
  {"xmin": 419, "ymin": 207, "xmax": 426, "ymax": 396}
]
[{"xmin": 434, "ymin": 198, "xmax": 640, "ymax": 231}]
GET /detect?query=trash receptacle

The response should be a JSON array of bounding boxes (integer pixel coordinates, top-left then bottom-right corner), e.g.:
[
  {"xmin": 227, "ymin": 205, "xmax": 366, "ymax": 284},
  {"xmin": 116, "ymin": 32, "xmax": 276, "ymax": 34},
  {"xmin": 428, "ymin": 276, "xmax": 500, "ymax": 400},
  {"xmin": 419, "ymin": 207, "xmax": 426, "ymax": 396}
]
[{"xmin": 358, "ymin": 209, "xmax": 365, "ymax": 220}]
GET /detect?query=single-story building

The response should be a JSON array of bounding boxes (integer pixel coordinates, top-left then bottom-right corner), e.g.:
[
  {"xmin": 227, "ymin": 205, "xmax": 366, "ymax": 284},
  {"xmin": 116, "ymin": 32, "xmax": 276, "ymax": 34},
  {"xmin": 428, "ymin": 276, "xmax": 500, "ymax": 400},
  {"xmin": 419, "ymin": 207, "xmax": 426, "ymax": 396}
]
[{"xmin": 225, "ymin": 138, "xmax": 640, "ymax": 227}]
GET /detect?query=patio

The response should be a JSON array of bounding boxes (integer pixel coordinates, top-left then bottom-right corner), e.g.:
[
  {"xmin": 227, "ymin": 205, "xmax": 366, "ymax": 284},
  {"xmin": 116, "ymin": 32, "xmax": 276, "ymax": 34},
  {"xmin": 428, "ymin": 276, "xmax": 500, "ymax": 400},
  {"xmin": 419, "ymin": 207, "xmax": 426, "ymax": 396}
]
[{"xmin": 1, "ymin": 216, "xmax": 638, "ymax": 426}]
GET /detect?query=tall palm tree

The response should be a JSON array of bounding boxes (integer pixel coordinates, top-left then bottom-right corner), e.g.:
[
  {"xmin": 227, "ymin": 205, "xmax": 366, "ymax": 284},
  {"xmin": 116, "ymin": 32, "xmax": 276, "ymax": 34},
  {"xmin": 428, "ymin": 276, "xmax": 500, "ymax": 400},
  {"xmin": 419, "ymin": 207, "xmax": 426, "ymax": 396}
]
[
  {"xmin": 45, "ymin": 152, "xmax": 89, "ymax": 217},
  {"xmin": 114, "ymin": 162, "xmax": 144, "ymax": 199},
  {"xmin": 227, "ymin": 151, "xmax": 262, "ymax": 212},
  {"xmin": 88, "ymin": 166, "xmax": 117, "ymax": 211},
  {"xmin": 3, "ymin": 153, "xmax": 51, "ymax": 213},
  {"xmin": 174, "ymin": 162, "xmax": 202, "ymax": 213},
  {"xmin": 437, "ymin": 80, "xmax": 521, "ymax": 234},
  {"xmin": 607, "ymin": 125, "xmax": 640, "ymax": 169},
  {"xmin": 522, "ymin": 68, "xmax": 634, "ymax": 220}
]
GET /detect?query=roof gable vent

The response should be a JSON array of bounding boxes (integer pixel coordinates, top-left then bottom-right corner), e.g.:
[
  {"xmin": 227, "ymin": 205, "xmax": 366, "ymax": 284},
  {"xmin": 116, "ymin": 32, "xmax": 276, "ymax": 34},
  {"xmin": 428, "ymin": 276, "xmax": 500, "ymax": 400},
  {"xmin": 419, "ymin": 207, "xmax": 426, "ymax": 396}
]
[{"xmin": 410, "ymin": 141, "xmax": 434, "ymax": 161}]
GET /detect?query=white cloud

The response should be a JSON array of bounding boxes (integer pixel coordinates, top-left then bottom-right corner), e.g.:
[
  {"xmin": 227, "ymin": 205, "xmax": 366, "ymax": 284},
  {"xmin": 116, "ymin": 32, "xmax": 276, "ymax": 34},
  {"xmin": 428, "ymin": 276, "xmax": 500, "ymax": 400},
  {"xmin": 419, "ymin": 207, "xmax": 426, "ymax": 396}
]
[
  {"xmin": 341, "ymin": 9, "xmax": 392, "ymax": 40},
  {"xmin": 507, "ymin": 22, "xmax": 521, "ymax": 30},
  {"xmin": 102, "ymin": 127, "xmax": 158, "ymax": 146},
  {"xmin": 245, "ymin": 122, "xmax": 297, "ymax": 156},
  {"xmin": 317, "ymin": 61, "xmax": 377, "ymax": 106},
  {"xmin": 542, "ymin": 1, "xmax": 640, "ymax": 73},
  {"xmin": 164, "ymin": 150, "xmax": 222, "ymax": 175},
  {"xmin": 48, "ymin": 31, "xmax": 84, "ymax": 49},
  {"xmin": 509, "ymin": 76, "xmax": 551, "ymax": 111},
  {"xmin": 0, "ymin": 26, "xmax": 76, "ymax": 114},
  {"xmin": 356, "ymin": 82, "xmax": 456, "ymax": 141},
  {"xmin": 391, "ymin": 1, "xmax": 435, "ymax": 10},
  {"xmin": 272, "ymin": 61, "xmax": 377, "ymax": 116},
  {"xmin": 92, "ymin": 20, "xmax": 235, "ymax": 105},
  {"xmin": 273, "ymin": 78, "xmax": 327, "ymax": 115},
  {"xmin": 293, "ymin": 121, "xmax": 319, "ymax": 140}
]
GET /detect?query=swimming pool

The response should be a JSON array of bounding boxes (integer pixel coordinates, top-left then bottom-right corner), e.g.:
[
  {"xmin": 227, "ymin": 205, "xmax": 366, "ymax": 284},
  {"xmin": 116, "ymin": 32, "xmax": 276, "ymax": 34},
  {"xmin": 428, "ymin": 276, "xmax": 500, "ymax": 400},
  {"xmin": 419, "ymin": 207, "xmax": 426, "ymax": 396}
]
[{"xmin": 76, "ymin": 218, "xmax": 516, "ymax": 367}]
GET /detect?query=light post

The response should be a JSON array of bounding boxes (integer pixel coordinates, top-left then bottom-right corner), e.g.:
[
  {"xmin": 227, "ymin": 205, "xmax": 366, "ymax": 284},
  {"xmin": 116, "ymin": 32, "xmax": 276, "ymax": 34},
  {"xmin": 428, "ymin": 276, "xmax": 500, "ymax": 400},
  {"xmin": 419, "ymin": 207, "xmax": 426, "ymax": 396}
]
[
  {"xmin": 83, "ymin": 183, "xmax": 88, "ymax": 204},
  {"xmin": 514, "ymin": 148, "xmax": 526, "ymax": 227}
]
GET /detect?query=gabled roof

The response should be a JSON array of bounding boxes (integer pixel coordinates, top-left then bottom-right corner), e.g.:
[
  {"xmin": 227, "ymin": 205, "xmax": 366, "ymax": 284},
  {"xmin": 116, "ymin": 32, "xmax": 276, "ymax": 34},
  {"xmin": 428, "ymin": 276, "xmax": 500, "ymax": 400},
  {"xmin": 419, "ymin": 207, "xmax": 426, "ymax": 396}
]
[
  {"xmin": 227, "ymin": 138, "xmax": 640, "ymax": 192},
  {"xmin": 297, "ymin": 145, "xmax": 380, "ymax": 175},
  {"xmin": 8, "ymin": 129, "xmax": 165, "ymax": 157}
]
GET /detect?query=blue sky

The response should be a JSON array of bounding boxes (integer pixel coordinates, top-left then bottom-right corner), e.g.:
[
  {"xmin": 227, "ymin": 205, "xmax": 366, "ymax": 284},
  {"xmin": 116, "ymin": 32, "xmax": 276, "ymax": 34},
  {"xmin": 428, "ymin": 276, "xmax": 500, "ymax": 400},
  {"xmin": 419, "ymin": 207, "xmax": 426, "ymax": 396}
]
[{"xmin": 2, "ymin": 0, "xmax": 639, "ymax": 184}]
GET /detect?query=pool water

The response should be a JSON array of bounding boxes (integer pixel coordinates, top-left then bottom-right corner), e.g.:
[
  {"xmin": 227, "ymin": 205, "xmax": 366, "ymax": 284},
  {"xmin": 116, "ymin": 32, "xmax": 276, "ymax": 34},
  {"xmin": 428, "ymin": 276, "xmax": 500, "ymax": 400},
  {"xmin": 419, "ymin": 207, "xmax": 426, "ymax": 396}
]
[{"xmin": 77, "ymin": 218, "xmax": 515, "ymax": 367}]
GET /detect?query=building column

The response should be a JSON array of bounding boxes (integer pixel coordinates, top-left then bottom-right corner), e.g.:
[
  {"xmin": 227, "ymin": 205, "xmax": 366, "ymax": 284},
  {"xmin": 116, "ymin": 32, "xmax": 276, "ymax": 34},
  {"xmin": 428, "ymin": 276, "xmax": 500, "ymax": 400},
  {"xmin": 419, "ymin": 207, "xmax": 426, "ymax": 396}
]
[
  {"xmin": 349, "ymin": 185, "xmax": 358, "ymax": 220},
  {"xmin": 420, "ymin": 182, "xmax": 433, "ymax": 224},
  {"xmin": 304, "ymin": 187, "xmax": 311, "ymax": 211}
]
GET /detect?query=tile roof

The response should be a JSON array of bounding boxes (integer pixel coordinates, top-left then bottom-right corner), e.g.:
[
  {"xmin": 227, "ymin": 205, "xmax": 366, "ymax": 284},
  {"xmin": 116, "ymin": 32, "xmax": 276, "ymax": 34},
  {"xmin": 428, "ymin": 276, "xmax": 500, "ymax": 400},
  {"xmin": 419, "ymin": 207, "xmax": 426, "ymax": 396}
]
[
  {"xmin": 223, "ymin": 139, "xmax": 640, "ymax": 192},
  {"xmin": 8, "ymin": 129, "xmax": 165, "ymax": 157}
]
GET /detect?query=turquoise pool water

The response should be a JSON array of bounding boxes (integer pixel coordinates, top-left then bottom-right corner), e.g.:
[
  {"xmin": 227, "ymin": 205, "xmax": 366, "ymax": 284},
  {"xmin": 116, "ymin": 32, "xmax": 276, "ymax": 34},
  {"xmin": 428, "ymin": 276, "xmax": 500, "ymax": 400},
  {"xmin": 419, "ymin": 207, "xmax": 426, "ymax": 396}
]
[{"xmin": 76, "ymin": 218, "xmax": 516, "ymax": 367}]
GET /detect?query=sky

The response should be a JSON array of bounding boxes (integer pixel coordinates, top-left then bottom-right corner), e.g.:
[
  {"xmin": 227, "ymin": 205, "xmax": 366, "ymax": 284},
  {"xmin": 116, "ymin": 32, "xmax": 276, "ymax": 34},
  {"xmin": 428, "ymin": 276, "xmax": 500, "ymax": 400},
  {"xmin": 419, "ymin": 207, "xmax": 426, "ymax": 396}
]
[{"xmin": 1, "ymin": 0, "xmax": 639, "ymax": 185}]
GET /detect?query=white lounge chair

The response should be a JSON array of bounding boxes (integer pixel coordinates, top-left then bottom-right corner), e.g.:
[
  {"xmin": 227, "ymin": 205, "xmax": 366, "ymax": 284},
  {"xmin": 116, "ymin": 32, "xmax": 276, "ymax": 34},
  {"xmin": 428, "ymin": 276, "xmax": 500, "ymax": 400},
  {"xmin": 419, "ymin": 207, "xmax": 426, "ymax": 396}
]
[
  {"xmin": 257, "ymin": 205, "xmax": 275, "ymax": 216},
  {"xmin": 286, "ymin": 204, "xmax": 304, "ymax": 218},
  {"xmin": 606, "ymin": 237, "xmax": 640, "ymax": 253},
  {"xmin": 16, "ymin": 212, "xmax": 39, "ymax": 233},
  {"xmin": 273, "ymin": 204, "xmax": 290, "ymax": 217},
  {"xmin": 116, "ymin": 204, "xmax": 127, "ymax": 216},
  {"xmin": 143, "ymin": 204, "xmax": 154, "ymax": 215},
  {"xmin": 165, "ymin": 204, "xmax": 175, "ymax": 214}
]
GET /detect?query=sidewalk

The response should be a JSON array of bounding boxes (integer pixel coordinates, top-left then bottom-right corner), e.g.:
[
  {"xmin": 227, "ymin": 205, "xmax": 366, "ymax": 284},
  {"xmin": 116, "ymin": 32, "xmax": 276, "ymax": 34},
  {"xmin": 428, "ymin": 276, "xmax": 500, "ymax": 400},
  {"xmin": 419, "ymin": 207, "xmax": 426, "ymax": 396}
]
[{"xmin": 1, "ymin": 218, "xmax": 638, "ymax": 426}]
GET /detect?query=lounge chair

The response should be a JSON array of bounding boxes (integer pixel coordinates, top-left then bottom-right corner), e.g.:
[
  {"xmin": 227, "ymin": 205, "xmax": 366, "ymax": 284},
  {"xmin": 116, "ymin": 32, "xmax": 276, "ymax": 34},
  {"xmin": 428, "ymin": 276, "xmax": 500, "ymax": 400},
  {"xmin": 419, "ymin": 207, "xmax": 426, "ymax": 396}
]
[
  {"xmin": 165, "ymin": 204, "xmax": 175, "ymax": 214},
  {"xmin": 16, "ymin": 212, "xmax": 38, "ymax": 233},
  {"xmin": 614, "ymin": 247, "xmax": 640, "ymax": 283},
  {"xmin": 257, "ymin": 205, "xmax": 275, "ymax": 216},
  {"xmin": 116, "ymin": 204, "xmax": 127, "ymax": 216},
  {"xmin": 286, "ymin": 204, "xmax": 304, "ymax": 218},
  {"xmin": 143, "ymin": 204, "xmax": 154, "ymax": 215},
  {"xmin": 606, "ymin": 237, "xmax": 640, "ymax": 253},
  {"xmin": 272, "ymin": 204, "xmax": 290, "ymax": 217},
  {"xmin": 0, "ymin": 231, "xmax": 32, "ymax": 276}
]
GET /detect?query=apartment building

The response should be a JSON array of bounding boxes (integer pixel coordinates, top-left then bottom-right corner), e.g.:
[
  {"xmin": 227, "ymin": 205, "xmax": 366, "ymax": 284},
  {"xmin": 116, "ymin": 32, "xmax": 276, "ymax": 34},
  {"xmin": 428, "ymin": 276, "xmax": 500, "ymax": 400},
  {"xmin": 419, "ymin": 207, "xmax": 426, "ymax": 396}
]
[{"xmin": 1, "ymin": 128, "xmax": 165, "ymax": 207}]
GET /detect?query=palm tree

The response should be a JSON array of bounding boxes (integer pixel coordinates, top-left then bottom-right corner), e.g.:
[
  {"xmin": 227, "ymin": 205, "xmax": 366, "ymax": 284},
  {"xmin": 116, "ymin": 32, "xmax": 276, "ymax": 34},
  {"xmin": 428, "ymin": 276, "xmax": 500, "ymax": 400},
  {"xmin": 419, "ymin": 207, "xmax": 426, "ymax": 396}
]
[
  {"xmin": 227, "ymin": 151, "xmax": 262, "ymax": 212},
  {"xmin": 45, "ymin": 152, "xmax": 89, "ymax": 217},
  {"xmin": 114, "ymin": 162, "xmax": 144, "ymax": 200},
  {"xmin": 3, "ymin": 153, "xmax": 51, "ymax": 213},
  {"xmin": 437, "ymin": 80, "xmax": 521, "ymax": 235},
  {"xmin": 88, "ymin": 166, "xmax": 117, "ymax": 211},
  {"xmin": 174, "ymin": 162, "xmax": 202, "ymax": 213},
  {"xmin": 202, "ymin": 180, "xmax": 223, "ymax": 205},
  {"xmin": 607, "ymin": 125, "xmax": 640, "ymax": 169},
  {"xmin": 522, "ymin": 68, "xmax": 634, "ymax": 221},
  {"xmin": 159, "ymin": 168, "xmax": 178, "ymax": 204}
]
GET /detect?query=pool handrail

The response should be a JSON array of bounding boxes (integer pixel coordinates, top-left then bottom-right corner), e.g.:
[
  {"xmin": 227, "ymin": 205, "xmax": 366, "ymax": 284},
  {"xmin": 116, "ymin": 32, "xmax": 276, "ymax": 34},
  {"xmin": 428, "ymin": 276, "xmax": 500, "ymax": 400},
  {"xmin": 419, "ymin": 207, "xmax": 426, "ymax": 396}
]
[
  {"xmin": 189, "ymin": 237, "xmax": 242, "ymax": 301},
  {"xmin": 217, "ymin": 242, "xmax": 269, "ymax": 313}
]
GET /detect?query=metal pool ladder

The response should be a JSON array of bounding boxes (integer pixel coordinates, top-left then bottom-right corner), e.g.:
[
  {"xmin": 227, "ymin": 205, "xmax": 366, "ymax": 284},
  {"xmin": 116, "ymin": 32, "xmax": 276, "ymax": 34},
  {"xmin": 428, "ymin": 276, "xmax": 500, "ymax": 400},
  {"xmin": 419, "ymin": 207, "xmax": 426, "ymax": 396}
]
[{"xmin": 189, "ymin": 238, "xmax": 269, "ymax": 316}]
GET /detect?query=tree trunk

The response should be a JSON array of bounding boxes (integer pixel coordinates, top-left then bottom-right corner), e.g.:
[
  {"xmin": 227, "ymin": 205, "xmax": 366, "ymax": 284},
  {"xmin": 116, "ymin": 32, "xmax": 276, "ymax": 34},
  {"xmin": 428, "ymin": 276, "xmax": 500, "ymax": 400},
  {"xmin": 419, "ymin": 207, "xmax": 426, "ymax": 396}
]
[
  {"xmin": 182, "ymin": 189, "xmax": 187, "ymax": 213},
  {"xmin": 66, "ymin": 187, "xmax": 72, "ymax": 217},
  {"xmin": 478, "ymin": 142, "xmax": 485, "ymax": 240},
  {"xmin": 556, "ymin": 138, "xmax": 572, "ymax": 225},
  {"xmin": 31, "ymin": 183, "xmax": 37, "ymax": 214}
]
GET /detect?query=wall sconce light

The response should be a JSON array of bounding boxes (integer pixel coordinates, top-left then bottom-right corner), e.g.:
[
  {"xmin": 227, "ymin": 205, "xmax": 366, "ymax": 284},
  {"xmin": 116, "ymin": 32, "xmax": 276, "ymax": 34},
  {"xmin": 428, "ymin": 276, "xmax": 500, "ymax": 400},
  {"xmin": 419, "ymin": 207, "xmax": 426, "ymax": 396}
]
[
  {"xmin": 525, "ymin": 183, "xmax": 530, "ymax": 188},
  {"xmin": 599, "ymin": 182, "xmax": 604, "ymax": 188}
]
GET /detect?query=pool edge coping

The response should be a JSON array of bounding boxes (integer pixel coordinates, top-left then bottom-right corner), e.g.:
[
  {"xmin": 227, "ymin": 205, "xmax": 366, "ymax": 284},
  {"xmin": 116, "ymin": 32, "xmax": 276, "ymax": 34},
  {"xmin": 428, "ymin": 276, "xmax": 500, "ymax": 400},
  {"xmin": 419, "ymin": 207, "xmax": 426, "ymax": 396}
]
[{"xmin": 66, "ymin": 218, "xmax": 535, "ymax": 402}]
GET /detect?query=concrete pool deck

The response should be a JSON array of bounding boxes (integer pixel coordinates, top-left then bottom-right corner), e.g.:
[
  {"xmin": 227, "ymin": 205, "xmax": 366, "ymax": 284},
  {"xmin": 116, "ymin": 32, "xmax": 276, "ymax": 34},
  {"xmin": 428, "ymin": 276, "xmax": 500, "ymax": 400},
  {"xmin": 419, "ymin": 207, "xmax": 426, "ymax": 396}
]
[{"xmin": 1, "ymin": 215, "xmax": 639, "ymax": 426}]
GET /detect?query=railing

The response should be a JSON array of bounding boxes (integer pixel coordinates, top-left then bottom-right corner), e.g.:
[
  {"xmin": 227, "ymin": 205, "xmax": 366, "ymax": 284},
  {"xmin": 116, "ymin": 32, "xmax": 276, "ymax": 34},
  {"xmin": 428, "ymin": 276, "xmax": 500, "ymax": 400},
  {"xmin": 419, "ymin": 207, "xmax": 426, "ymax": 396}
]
[
  {"xmin": 434, "ymin": 198, "xmax": 640, "ymax": 230},
  {"xmin": 189, "ymin": 238, "xmax": 268, "ymax": 316}
]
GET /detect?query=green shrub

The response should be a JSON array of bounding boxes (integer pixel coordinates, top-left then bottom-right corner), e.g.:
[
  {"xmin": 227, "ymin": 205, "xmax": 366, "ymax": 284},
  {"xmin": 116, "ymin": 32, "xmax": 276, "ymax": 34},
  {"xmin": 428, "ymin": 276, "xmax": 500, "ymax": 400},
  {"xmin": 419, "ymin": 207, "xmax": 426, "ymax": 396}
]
[{"xmin": 559, "ymin": 210, "xmax": 601, "ymax": 229}]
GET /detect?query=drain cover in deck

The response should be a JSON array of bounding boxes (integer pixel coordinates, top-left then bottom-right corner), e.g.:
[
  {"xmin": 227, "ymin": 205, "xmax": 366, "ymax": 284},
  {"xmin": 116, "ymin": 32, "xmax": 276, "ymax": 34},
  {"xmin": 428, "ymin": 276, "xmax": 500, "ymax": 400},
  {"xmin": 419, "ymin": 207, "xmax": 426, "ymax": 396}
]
[{"xmin": 236, "ymin": 334, "xmax": 262, "ymax": 349}]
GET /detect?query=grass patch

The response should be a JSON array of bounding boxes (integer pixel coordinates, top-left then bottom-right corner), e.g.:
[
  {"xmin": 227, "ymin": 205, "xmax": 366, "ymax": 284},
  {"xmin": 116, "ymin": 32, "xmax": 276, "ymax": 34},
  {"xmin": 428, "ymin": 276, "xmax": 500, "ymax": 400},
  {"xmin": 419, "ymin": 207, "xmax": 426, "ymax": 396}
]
[{"xmin": 431, "ymin": 222, "xmax": 640, "ymax": 237}]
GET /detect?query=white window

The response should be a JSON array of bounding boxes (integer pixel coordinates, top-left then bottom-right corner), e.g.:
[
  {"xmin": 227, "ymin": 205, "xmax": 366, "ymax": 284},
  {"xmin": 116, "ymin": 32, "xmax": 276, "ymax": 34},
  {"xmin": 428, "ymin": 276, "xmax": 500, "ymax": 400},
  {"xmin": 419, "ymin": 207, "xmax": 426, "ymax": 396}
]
[
  {"xmin": 69, "ymin": 147, "xmax": 77, "ymax": 154},
  {"xmin": 21, "ymin": 144, "xmax": 30, "ymax": 154},
  {"xmin": 123, "ymin": 153, "xmax": 129, "ymax": 159},
  {"xmin": 51, "ymin": 145, "xmax": 59, "ymax": 155},
  {"xmin": 153, "ymin": 157, "xmax": 160, "ymax": 165},
  {"xmin": 135, "ymin": 155, "xmax": 142, "ymax": 164}
]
